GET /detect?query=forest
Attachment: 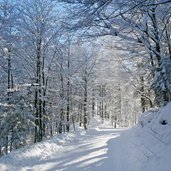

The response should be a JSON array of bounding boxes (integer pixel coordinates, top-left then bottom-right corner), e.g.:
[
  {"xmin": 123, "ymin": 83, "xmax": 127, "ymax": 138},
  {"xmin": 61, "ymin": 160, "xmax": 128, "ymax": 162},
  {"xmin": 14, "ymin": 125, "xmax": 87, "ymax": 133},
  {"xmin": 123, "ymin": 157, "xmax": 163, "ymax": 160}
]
[{"xmin": 0, "ymin": 0, "xmax": 171, "ymax": 162}]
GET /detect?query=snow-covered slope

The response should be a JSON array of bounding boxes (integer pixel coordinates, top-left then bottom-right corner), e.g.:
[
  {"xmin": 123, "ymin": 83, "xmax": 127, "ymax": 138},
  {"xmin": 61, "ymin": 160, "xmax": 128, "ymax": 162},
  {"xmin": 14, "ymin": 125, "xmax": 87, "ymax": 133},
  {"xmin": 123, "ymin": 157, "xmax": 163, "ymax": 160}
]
[
  {"xmin": 135, "ymin": 102, "xmax": 171, "ymax": 171},
  {"xmin": 0, "ymin": 104, "xmax": 171, "ymax": 171},
  {"xmin": 0, "ymin": 128, "xmax": 87, "ymax": 171}
]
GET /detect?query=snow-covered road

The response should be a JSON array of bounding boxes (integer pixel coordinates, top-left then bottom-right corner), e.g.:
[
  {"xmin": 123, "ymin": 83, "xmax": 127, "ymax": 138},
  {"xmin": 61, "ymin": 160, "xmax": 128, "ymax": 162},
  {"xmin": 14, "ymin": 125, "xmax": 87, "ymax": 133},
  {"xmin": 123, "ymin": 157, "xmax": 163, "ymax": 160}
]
[
  {"xmin": 0, "ymin": 119, "xmax": 143, "ymax": 171},
  {"xmin": 26, "ymin": 127, "xmax": 141, "ymax": 171},
  {"xmin": 36, "ymin": 129, "xmax": 122, "ymax": 171}
]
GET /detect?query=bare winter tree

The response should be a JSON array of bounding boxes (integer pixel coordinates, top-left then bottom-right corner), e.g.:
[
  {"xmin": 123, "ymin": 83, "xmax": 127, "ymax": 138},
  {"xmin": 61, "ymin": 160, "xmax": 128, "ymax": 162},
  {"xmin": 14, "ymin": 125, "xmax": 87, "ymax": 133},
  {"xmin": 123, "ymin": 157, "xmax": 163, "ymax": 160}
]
[{"xmin": 17, "ymin": 0, "xmax": 62, "ymax": 142}]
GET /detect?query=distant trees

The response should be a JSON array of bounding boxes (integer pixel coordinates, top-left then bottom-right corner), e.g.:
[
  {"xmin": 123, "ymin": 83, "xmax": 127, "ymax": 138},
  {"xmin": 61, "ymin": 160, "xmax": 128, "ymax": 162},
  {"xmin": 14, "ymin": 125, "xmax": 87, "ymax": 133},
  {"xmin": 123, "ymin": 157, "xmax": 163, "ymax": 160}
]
[
  {"xmin": 90, "ymin": 42, "xmax": 137, "ymax": 127},
  {"xmin": 80, "ymin": 45, "xmax": 97, "ymax": 129}
]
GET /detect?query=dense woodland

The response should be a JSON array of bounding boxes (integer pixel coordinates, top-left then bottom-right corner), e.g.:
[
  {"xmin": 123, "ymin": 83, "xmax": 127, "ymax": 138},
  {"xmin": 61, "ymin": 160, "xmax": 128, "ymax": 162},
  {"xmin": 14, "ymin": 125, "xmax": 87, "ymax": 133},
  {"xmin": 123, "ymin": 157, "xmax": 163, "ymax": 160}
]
[{"xmin": 0, "ymin": 0, "xmax": 171, "ymax": 156}]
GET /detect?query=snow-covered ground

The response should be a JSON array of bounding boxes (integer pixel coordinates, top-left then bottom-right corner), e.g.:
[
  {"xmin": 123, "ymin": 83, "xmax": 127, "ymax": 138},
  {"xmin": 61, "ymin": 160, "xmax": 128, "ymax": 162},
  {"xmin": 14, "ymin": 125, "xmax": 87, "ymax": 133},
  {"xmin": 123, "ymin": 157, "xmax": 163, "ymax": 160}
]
[{"xmin": 0, "ymin": 103, "xmax": 171, "ymax": 171}]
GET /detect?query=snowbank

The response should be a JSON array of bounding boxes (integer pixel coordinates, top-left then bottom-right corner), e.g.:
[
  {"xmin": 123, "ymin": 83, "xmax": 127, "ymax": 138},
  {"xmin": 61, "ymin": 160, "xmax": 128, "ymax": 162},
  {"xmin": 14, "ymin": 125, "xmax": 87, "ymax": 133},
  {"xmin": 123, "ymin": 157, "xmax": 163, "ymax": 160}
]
[
  {"xmin": 0, "ymin": 128, "xmax": 86, "ymax": 171},
  {"xmin": 135, "ymin": 102, "xmax": 171, "ymax": 171}
]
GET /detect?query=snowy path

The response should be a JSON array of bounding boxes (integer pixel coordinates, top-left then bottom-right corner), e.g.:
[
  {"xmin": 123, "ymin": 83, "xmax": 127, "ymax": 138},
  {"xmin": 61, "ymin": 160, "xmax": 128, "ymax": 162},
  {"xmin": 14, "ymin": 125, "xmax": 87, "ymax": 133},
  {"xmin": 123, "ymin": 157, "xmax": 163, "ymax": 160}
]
[
  {"xmin": 0, "ymin": 121, "xmax": 143, "ymax": 171},
  {"xmin": 34, "ymin": 128, "xmax": 127, "ymax": 171},
  {"xmin": 33, "ymin": 127, "xmax": 143, "ymax": 171}
]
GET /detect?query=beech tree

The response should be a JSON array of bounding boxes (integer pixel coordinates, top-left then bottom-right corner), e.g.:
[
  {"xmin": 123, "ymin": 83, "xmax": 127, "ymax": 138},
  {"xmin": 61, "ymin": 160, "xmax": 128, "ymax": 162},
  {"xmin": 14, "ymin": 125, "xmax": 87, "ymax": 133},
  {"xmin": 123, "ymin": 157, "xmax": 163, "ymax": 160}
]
[{"xmin": 17, "ymin": 0, "xmax": 61, "ymax": 142}]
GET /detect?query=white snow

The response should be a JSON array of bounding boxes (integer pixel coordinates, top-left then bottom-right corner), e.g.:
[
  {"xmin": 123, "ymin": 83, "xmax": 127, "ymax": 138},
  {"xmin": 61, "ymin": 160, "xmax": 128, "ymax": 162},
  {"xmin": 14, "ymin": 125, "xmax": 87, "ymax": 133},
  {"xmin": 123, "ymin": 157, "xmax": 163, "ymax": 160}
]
[{"xmin": 1, "ymin": 104, "xmax": 171, "ymax": 171}]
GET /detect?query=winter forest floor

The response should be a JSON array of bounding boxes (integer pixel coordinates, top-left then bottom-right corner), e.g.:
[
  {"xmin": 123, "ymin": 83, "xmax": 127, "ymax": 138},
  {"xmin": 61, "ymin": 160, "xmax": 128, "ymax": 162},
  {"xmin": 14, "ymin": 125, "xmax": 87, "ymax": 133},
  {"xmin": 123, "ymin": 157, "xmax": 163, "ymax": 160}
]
[{"xmin": 1, "ymin": 105, "xmax": 171, "ymax": 171}]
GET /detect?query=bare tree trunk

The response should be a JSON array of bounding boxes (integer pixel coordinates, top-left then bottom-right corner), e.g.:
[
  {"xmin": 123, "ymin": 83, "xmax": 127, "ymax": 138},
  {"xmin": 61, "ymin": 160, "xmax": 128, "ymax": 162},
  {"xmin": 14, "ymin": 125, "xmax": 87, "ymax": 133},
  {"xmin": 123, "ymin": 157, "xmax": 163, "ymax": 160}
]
[
  {"xmin": 117, "ymin": 84, "xmax": 122, "ymax": 126},
  {"xmin": 66, "ymin": 77, "xmax": 70, "ymax": 132},
  {"xmin": 66, "ymin": 43, "xmax": 71, "ymax": 132},
  {"xmin": 140, "ymin": 76, "xmax": 146, "ymax": 113},
  {"xmin": 34, "ymin": 88, "xmax": 38, "ymax": 143},
  {"xmin": 6, "ymin": 47, "xmax": 13, "ymax": 154},
  {"xmin": 42, "ymin": 53, "xmax": 47, "ymax": 137},
  {"xmin": 79, "ymin": 100, "xmax": 83, "ymax": 126},
  {"xmin": 83, "ymin": 71, "xmax": 88, "ymax": 130},
  {"xmin": 92, "ymin": 88, "xmax": 95, "ymax": 117},
  {"xmin": 34, "ymin": 37, "xmax": 43, "ymax": 142},
  {"xmin": 59, "ymin": 59, "xmax": 64, "ymax": 134}
]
